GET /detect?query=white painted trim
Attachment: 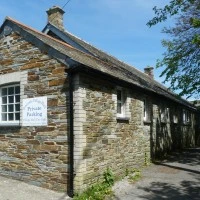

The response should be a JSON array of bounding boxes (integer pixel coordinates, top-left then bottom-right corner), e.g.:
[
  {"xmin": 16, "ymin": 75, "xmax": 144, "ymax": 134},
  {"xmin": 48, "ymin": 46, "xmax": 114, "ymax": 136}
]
[
  {"xmin": 0, "ymin": 72, "xmax": 21, "ymax": 85},
  {"xmin": 0, "ymin": 71, "xmax": 28, "ymax": 126},
  {"xmin": 73, "ymin": 74, "xmax": 87, "ymax": 191},
  {"xmin": 115, "ymin": 87, "xmax": 130, "ymax": 119},
  {"xmin": 116, "ymin": 88, "xmax": 125, "ymax": 118},
  {"xmin": 143, "ymin": 98, "xmax": 147, "ymax": 121}
]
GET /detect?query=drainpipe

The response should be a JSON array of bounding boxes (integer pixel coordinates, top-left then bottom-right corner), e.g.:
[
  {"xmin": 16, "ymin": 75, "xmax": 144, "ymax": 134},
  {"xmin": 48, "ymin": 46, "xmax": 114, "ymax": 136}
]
[{"xmin": 68, "ymin": 71, "xmax": 74, "ymax": 197}]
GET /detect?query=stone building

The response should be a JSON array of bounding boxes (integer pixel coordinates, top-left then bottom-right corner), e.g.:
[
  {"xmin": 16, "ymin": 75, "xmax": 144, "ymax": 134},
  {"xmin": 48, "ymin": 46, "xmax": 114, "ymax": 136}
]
[{"xmin": 0, "ymin": 6, "xmax": 198, "ymax": 196}]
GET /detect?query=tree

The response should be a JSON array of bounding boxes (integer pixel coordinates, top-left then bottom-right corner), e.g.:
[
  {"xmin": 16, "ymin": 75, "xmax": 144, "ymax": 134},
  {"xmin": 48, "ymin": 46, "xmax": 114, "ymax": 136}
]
[{"xmin": 147, "ymin": 0, "xmax": 200, "ymax": 99}]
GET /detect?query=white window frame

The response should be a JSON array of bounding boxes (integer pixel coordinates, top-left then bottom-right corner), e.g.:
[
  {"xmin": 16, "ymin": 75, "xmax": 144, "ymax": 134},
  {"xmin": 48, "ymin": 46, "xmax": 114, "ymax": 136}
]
[
  {"xmin": 117, "ymin": 88, "xmax": 125, "ymax": 118},
  {"xmin": 161, "ymin": 107, "xmax": 169, "ymax": 122},
  {"xmin": 0, "ymin": 84, "xmax": 20, "ymax": 126},
  {"xmin": 143, "ymin": 98, "xmax": 147, "ymax": 121},
  {"xmin": 183, "ymin": 109, "xmax": 190, "ymax": 124},
  {"xmin": 173, "ymin": 113, "xmax": 178, "ymax": 123}
]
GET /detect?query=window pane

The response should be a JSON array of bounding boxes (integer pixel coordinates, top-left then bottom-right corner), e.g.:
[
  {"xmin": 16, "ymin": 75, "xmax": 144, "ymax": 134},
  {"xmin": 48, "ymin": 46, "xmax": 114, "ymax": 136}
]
[
  {"xmin": 15, "ymin": 86, "xmax": 20, "ymax": 94},
  {"xmin": 15, "ymin": 95, "xmax": 20, "ymax": 103},
  {"xmin": 117, "ymin": 90, "xmax": 122, "ymax": 101},
  {"xmin": 15, "ymin": 113, "xmax": 20, "ymax": 120},
  {"xmin": 183, "ymin": 111, "xmax": 186, "ymax": 122},
  {"xmin": 8, "ymin": 96, "xmax": 14, "ymax": 103},
  {"xmin": 2, "ymin": 113, "xmax": 7, "ymax": 121},
  {"xmin": 8, "ymin": 104, "xmax": 14, "ymax": 112},
  {"xmin": 8, "ymin": 87, "xmax": 14, "ymax": 95},
  {"xmin": 117, "ymin": 103, "xmax": 122, "ymax": 114},
  {"xmin": 15, "ymin": 104, "xmax": 20, "ymax": 112},
  {"xmin": 8, "ymin": 113, "xmax": 14, "ymax": 121},
  {"xmin": 2, "ymin": 97, "xmax": 7, "ymax": 104},
  {"xmin": 1, "ymin": 105, "xmax": 7, "ymax": 112},
  {"xmin": 1, "ymin": 85, "xmax": 20, "ymax": 122},
  {"xmin": 144, "ymin": 100, "xmax": 146, "ymax": 114},
  {"xmin": 2, "ymin": 88, "xmax": 7, "ymax": 96}
]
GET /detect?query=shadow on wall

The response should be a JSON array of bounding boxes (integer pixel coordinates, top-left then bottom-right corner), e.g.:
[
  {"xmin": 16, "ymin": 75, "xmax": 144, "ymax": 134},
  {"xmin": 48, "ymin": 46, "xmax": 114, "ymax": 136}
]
[
  {"xmin": 196, "ymin": 125, "xmax": 200, "ymax": 146},
  {"xmin": 154, "ymin": 118, "xmax": 173, "ymax": 158},
  {"xmin": 151, "ymin": 106, "xmax": 196, "ymax": 160}
]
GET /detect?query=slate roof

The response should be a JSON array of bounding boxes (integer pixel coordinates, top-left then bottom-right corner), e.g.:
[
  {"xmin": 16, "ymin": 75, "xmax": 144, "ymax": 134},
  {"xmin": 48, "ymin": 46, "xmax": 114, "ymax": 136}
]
[{"xmin": 0, "ymin": 17, "xmax": 196, "ymax": 110}]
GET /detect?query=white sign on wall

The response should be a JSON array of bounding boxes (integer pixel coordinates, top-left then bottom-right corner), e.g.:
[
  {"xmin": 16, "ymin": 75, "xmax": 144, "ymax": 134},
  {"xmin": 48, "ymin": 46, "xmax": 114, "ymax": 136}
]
[{"xmin": 22, "ymin": 97, "xmax": 47, "ymax": 126}]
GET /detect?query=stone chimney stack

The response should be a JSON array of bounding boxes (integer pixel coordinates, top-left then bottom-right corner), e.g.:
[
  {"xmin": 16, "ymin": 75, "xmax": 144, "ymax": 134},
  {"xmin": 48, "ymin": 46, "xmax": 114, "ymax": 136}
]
[
  {"xmin": 46, "ymin": 6, "xmax": 65, "ymax": 30},
  {"xmin": 144, "ymin": 67, "xmax": 154, "ymax": 79}
]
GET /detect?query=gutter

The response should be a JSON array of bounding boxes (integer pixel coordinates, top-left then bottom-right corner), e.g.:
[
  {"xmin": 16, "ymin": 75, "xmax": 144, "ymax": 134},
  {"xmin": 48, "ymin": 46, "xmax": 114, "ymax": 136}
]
[{"xmin": 68, "ymin": 71, "xmax": 74, "ymax": 197}]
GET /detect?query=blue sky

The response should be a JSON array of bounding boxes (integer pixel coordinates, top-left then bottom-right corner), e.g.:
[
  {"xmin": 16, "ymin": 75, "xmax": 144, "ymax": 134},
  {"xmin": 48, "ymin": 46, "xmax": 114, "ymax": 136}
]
[{"xmin": 0, "ymin": 0, "xmax": 172, "ymax": 84}]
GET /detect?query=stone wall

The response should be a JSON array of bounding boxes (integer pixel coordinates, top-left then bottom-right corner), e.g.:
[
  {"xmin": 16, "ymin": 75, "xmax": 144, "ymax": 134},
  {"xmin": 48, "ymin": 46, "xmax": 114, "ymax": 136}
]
[
  {"xmin": 0, "ymin": 32, "xmax": 69, "ymax": 191},
  {"xmin": 73, "ymin": 74, "xmax": 196, "ymax": 192},
  {"xmin": 73, "ymin": 74, "xmax": 151, "ymax": 191},
  {"xmin": 151, "ymin": 102, "xmax": 196, "ymax": 158}
]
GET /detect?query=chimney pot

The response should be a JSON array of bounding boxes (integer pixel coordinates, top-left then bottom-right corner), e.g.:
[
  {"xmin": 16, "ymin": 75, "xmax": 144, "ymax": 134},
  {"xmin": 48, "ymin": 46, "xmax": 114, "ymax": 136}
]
[
  {"xmin": 46, "ymin": 6, "xmax": 65, "ymax": 30},
  {"xmin": 144, "ymin": 67, "xmax": 154, "ymax": 79}
]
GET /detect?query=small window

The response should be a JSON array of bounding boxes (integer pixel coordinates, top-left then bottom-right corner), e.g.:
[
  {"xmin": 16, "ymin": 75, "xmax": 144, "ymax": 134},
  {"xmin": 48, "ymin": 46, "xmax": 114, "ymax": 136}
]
[
  {"xmin": 173, "ymin": 114, "xmax": 178, "ymax": 123},
  {"xmin": 183, "ymin": 109, "xmax": 190, "ymax": 124},
  {"xmin": 143, "ymin": 99, "xmax": 146, "ymax": 121},
  {"xmin": 161, "ymin": 107, "xmax": 169, "ymax": 122},
  {"xmin": 143, "ymin": 98, "xmax": 150, "ymax": 122},
  {"xmin": 117, "ymin": 89, "xmax": 125, "ymax": 118},
  {"xmin": 0, "ymin": 84, "xmax": 20, "ymax": 125}
]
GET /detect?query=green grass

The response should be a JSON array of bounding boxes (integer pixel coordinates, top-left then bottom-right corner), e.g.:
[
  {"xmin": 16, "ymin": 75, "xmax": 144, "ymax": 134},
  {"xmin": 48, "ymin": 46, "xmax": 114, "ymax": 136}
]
[
  {"xmin": 74, "ymin": 168, "xmax": 114, "ymax": 200},
  {"xmin": 73, "ymin": 183, "xmax": 113, "ymax": 200}
]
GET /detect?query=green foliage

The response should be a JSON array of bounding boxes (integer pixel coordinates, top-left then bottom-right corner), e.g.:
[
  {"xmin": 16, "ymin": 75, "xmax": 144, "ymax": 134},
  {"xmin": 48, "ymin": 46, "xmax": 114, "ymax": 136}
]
[
  {"xmin": 147, "ymin": 0, "xmax": 196, "ymax": 27},
  {"xmin": 191, "ymin": 18, "xmax": 200, "ymax": 27},
  {"xmin": 128, "ymin": 168, "xmax": 141, "ymax": 183},
  {"xmin": 148, "ymin": 0, "xmax": 200, "ymax": 98},
  {"xmin": 125, "ymin": 168, "xmax": 129, "ymax": 176},
  {"xmin": 103, "ymin": 167, "xmax": 114, "ymax": 186},
  {"xmin": 74, "ymin": 168, "xmax": 114, "ymax": 200},
  {"xmin": 73, "ymin": 183, "xmax": 112, "ymax": 200}
]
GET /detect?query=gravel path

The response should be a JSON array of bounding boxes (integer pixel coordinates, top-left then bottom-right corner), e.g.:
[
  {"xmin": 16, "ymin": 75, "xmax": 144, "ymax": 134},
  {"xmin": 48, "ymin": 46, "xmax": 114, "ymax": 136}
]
[{"xmin": 112, "ymin": 148, "xmax": 200, "ymax": 200}]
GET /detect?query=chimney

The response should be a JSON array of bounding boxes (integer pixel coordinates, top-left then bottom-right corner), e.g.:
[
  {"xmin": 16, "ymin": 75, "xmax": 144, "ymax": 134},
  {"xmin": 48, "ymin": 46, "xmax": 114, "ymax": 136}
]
[
  {"xmin": 46, "ymin": 6, "xmax": 65, "ymax": 30},
  {"xmin": 144, "ymin": 67, "xmax": 154, "ymax": 79}
]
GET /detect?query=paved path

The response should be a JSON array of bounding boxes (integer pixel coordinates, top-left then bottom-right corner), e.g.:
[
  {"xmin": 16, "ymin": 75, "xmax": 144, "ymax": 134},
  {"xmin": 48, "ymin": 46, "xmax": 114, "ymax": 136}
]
[
  {"xmin": 0, "ymin": 176, "xmax": 71, "ymax": 200},
  {"xmin": 0, "ymin": 148, "xmax": 199, "ymax": 200},
  {"xmin": 113, "ymin": 148, "xmax": 200, "ymax": 200}
]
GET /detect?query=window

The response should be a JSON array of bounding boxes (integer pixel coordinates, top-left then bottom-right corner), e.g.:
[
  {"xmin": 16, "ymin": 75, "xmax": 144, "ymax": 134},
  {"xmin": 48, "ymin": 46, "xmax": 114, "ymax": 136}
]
[
  {"xmin": 183, "ymin": 109, "xmax": 190, "ymax": 124},
  {"xmin": 173, "ymin": 114, "xmax": 178, "ymax": 123},
  {"xmin": 0, "ymin": 84, "xmax": 20, "ymax": 125},
  {"xmin": 161, "ymin": 107, "xmax": 169, "ymax": 122},
  {"xmin": 117, "ymin": 89, "xmax": 125, "ymax": 118},
  {"xmin": 143, "ymin": 98, "xmax": 150, "ymax": 121}
]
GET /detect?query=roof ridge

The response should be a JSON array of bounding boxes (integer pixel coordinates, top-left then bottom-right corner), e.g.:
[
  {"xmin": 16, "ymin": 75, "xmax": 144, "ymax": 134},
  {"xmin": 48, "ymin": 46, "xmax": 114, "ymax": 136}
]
[
  {"xmin": 59, "ymin": 25, "xmax": 175, "ymax": 92},
  {"xmin": 43, "ymin": 23, "xmax": 194, "ymax": 102},
  {"xmin": 5, "ymin": 17, "xmax": 139, "ymax": 73},
  {"xmin": 46, "ymin": 23, "xmax": 146, "ymax": 76},
  {"xmin": 5, "ymin": 17, "xmax": 118, "ymax": 66},
  {"xmin": 6, "ymin": 17, "xmax": 75, "ymax": 50},
  {"xmin": 49, "ymin": 25, "xmax": 194, "ymax": 107}
]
